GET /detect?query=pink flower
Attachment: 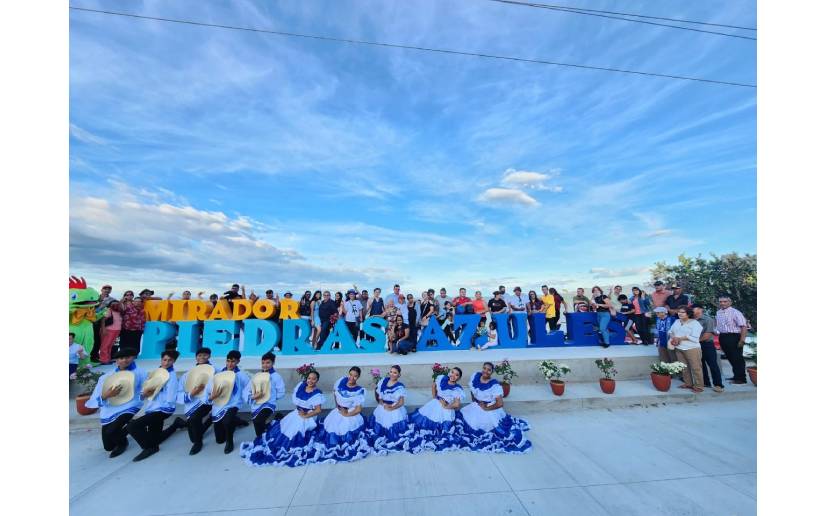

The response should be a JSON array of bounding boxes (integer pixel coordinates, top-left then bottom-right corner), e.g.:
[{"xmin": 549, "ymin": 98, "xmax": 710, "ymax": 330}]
[{"xmin": 370, "ymin": 368, "xmax": 381, "ymax": 376}]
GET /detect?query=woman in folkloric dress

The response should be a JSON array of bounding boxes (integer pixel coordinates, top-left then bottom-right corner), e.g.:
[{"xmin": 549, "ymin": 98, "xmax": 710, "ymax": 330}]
[
  {"xmin": 455, "ymin": 362, "xmax": 531, "ymax": 454},
  {"xmin": 239, "ymin": 370, "xmax": 326, "ymax": 467},
  {"xmin": 366, "ymin": 365, "xmax": 412, "ymax": 454},
  {"xmin": 314, "ymin": 367, "xmax": 372, "ymax": 463},
  {"xmin": 408, "ymin": 367, "xmax": 465, "ymax": 454}
]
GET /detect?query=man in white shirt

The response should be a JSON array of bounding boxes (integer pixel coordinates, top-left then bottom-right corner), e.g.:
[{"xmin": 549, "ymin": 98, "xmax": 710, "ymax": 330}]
[
  {"xmin": 507, "ymin": 286, "xmax": 527, "ymax": 339},
  {"xmin": 343, "ymin": 289, "xmax": 364, "ymax": 343}
]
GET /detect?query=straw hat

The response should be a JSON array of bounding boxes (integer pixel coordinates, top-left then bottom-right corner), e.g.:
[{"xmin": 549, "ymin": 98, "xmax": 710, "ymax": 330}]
[
  {"xmin": 143, "ymin": 368, "xmax": 171, "ymax": 401},
  {"xmin": 250, "ymin": 372, "xmax": 271, "ymax": 402},
  {"xmin": 184, "ymin": 364, "xmax": 215, "ymax": 394},
  {"xmin": 211, "ymin": 370, "xmax": 236, "ymax": 407},
  {"xmin": 102, "ymin": 370, "xmax": 135, "ymax": 406}
]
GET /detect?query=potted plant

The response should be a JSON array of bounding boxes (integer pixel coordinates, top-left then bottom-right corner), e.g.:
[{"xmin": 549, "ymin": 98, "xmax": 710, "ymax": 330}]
[
  {"xmin": 74, "ymin": 364, "xmax": 104, "ymax": 416},
  {"xmin": 370, "ymin": 367, "xmax": 382, "ymax": 402},
  {"xmin": 493, "ymin": 359, "xmax": 517, "ymax": 397},
  {"xmin": 431, "ymin": 362, "xmax": 450, "ymax": 382},
  {"xmin": 296, "ymin": 362, "xmax": 317, "ymax": 381},
  {"xmin": 744, "ymin": 337, "xmax": 757, "ymax": 386},
  {"xmin": 595, "ymin": 358, "xmax": 617, "ymax": 394},
  {"xmin": 538, "ymin": 360, "xmax": 571, "ymax": 396},
  {"xmin": 649, "ymin": 361, "xmax": 687, "ymax": 392}
]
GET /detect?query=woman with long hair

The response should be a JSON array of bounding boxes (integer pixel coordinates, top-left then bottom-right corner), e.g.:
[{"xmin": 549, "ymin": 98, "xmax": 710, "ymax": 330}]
[
  {"xmin": 315, "ymin": 367, "xmax": 371, "ymax": 463},
  {"xmin": 591, "ymin": 286, "xmax": 612, "ymax": 347},
  {"xmin": 408, "ymin": 367, "xmax": 465, "ymax": 453},
  {"xmin": 98, "ymin": 301, "xmax": 123, "ymax": 364},
  {"xmin": 119, "ymin": 290, "xmax": 145, "ymax": 353},
  {"xmin": 367, "ymin": 365, "xmax": 412, "ymax": 454},
  {"xmin": 310, "ymin": 290, "xmax": 322, "ymax": 347}
]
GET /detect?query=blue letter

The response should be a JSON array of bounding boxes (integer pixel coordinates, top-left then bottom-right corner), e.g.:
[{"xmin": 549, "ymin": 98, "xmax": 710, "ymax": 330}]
[
  {"xmin": 359, "ymin": 316, "xmax": 388, "ymax": 353},
  {"xmin": 528, "ymin": 313, "xmax": 566, "ymax": 347},
  {"xmin": 202, "ymin": 320, "xmax": 241, "ymax": 356},
  {"xmin": 281, "ymin": 319, "xmax": 313, "ymax": 355},
  {"xmin": 243, "ymin": 319, "xmax": 281, "ymax": 356},
  {"xmin": 492, "ymin": 313, "xmax": 528, "ymax": 348},
  {"xmin": 175, "ymin": 321, "xmax": 203, "ymax": 358},
  {"xmin": 565, "ymin": 312, "xmax": 600, "ymax": 346},
  {"xmin": 416, "ymin": 317, "xmax": 451, "ymax": 351},
  {"xmin": 452, "ymin": 314, "xmax": 479, "ymax": 350},
  {"xmin": 140, "ymin": 321, "xmax": 177, "ymax": 359}
]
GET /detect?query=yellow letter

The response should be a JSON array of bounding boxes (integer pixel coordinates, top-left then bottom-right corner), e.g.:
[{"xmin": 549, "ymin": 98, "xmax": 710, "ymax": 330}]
[
  {"xmin": 144, "ymin": 300, "xmax": 170, "ymax": 322},
  {"xmin": 252, "ymin": 300, "xmax": 275, "ymax": 319},
  {"xmin": 208, "ymin": 300, "xmax": 231, "ymax": 320},
  {"xmin": 279, "ymin": 299, "xmax": 299, "ymax": 320},
  {"xmin": 189, "ymin": 300, "xmax": 210, "ymax": 321},
  {"xmin": 232, "ymin": 299, "xmax": 253, "ymax": 320},
  {"xmin": 168, "ymin": 300, "xmax": 191, "ymax": 321}
]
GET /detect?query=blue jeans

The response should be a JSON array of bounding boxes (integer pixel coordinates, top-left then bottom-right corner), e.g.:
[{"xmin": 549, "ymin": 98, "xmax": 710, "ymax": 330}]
[
  {"xmin": 596, "ymin": 312, "xmax": 611, "ymax": 344},
  {"xmin": 700, "ymin": 341, "xmax": 724, "ymax": 388}
]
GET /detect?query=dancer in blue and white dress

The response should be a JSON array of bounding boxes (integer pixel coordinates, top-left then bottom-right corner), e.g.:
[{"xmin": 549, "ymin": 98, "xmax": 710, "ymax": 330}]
[
  {"xmin": 240, "ymin": 370, "xmax": 326, "ymax": 467},
  {"xmin": 408, "ymin": 367, "xmax": 466, "ymax": 453},
  {"xmin": 366, "ymin": 365, "xmax": 412, "ymax": 454},
  {"xmin": 455, "ymin": 362, "xmax": 531, "ymax": 454},
  {"xmin": 315, "ymin": 367, "xmax": 371, "ymax": 463}
]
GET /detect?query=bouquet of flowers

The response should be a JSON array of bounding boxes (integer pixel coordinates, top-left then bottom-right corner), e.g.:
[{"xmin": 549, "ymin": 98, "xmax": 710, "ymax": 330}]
[
  {"xmin": 370, "ymin": 367, "xmax": 382, "ymax": 385},
  {"xmin": 296, "ymin": 362, "xmax": 317, "ymax": 381},
  {"xmin": 432, "ymin": 362, "xmax": 450, "ymax": 381},
  {"xmin": 595, "ymin": 358, "xmax": 618, "ymax": 380},
  {"xmin": 493, "ymin": 359, "xmax": 518, "ymax": 384},
  {"xmin": 650, "ymin": 361, "xmax": 687, "ymax": 375},
  {"xmin": 538, "ymin": 360, "xmax": 571, "ymax": 381}
]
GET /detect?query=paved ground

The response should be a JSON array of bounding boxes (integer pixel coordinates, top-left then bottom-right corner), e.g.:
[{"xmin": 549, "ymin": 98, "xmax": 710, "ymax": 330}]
[{"xmin": 69, "ymin": 399, "xmax": 755, "ymax": 516}]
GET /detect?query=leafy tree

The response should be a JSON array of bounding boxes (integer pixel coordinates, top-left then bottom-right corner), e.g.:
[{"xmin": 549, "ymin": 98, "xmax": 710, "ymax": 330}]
[{"xmin": 650, "ymin": 253, "xmax": 757, "ymax": 329}]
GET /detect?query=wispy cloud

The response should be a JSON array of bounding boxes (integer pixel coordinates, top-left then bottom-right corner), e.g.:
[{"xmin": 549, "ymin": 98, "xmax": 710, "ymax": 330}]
[{"xmin": 477, "ymin": 188, "xmax": 539, "ymax": 206}]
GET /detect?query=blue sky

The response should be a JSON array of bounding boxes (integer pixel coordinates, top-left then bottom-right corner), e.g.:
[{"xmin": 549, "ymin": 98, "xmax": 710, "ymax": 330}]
[{"xmin": 69, "ymin": 0, "xmax": 756, "ymax": 296}]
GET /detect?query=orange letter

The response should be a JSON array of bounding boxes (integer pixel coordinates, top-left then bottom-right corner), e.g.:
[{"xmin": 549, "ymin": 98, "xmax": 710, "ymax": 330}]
[
  {"xmin": 279, "ymin": 299, "xmax": 299, "ymax": 320},
  {"xmin": 144, "ymin": 300, "xmax": 170, "ymax": 322},
  {"xmin": 189, "ymin": 300, "xmax": 210, "ymax": 321},
  {"xmin": 232, "ymin": 299, "xmax": 253, "ymax": 320},
  {"xmin": 252, "ymin": 300, "xmax": 275, "ymax": 319},
  {"xmin": 208, "ymin": 300, "xmax": 231, "ymax": 320}
]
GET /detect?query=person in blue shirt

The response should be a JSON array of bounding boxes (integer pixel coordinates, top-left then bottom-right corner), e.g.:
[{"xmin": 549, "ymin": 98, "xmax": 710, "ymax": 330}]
[
  {"xmin": 85, "ymin": 347, "xmax": 147, "ymax": 458},
  {"xmin": 654, "ymin": 307, "xmax": 677, "ymax": 365},
  {"xmin": 126, "ymin": 349, "xmax": 180, "ymax": 462},
  {"xmin": 205, "ymin": 350, "xmax": 250, "ymax": 454},
  {"xmin": 174, "ymin": 347, "xmax": 214, "ymax": 456}
]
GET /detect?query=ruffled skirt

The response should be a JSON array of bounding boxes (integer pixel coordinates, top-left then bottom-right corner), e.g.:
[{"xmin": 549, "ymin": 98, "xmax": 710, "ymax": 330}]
[
  {"xmin": 239, "ymin": 410, "xmax": 322, "ymax": 467},
  {"xmin": 366, "ymin": 405, "xmax": 412, "ymax": 454},
  {"xmin": 314, "ymin": 411, "xmax": 371, "ymax": 464},
  {"xmin": 455, "ymin": 405, "xmax": 531, "ymax": 454},
  {"xmin": 407, "ymin": 399, "xmax": 462, "ymax": 454}
]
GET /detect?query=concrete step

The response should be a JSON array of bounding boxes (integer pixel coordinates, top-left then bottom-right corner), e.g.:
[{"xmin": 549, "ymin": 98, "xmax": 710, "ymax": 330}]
[{"xmin": 69, "ymin": 377, "xmax": 756, "ymax": 431}]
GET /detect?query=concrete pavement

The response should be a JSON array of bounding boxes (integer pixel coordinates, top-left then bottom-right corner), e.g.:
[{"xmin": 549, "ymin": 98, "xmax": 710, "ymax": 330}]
[{"xmin": 69, "ymin": 399, "xmax": 756, "ymax": 516}]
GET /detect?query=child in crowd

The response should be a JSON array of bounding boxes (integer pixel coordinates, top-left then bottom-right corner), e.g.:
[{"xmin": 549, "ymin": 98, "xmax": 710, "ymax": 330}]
[
  {"xmin": 69, "ymin": 332, "xmax": 86, "ymax": 379},
  {"xmin": 478, "ymin": 321, "xmax": 499, "ymax": 351},
  {"xmin": 618, "ymin": 294, "xmax": 638, "ymax": 344}
]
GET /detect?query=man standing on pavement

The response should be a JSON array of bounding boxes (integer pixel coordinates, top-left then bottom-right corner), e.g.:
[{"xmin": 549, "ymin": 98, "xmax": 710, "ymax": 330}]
[
  {"xmin": 665, "ymin": 284, "xmax": 690, "ymax": 316},
  {"xmin": 693, "ymin": 304, "xmax": 724, "ymax": 392},
  {"xmin": 715, "ymin": 295, "xmax": 749, "ymax": 384}
]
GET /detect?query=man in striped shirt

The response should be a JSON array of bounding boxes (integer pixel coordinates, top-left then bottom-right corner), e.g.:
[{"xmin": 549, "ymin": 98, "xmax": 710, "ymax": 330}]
[{"xmin": 715, "ymin": 296, "xmax": 749, "ymax": 384}]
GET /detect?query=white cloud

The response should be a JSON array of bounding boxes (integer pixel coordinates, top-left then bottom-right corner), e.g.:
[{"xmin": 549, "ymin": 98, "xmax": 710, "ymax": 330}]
[
  {"xmin": 589, "ymin": 267, "xmax": 650, "ymax": 279},
  {"xmin": 477, "ymin": 188, "xmax": 539, "ymax": 206},
  {"xmin": 70, "ymin": 123, "xmax": 107, "ymax": 145},
  {"xmin": 502, "ymin": 168, "xmax": 561, "ymax": 190}
]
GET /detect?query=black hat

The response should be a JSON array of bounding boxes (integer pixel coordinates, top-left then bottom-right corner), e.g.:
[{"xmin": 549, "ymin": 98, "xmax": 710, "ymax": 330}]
[
  {"xmin": 139, "ymin": 289, "xmax": 154, "ymax": 296},
  {"xmin": 113, "ymin": 348, "xmax": 138, "ymax": 359}
]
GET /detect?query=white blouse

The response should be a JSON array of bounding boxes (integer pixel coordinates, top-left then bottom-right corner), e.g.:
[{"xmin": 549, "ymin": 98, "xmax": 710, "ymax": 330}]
[{"xmin": 667, "ymin": 319, "xmax": 703, "ymax": 350}]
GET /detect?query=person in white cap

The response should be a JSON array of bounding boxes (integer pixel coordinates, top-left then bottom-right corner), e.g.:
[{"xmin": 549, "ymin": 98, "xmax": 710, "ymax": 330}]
[
  {"xmin": 127, "ymin": 349, "xmax": 181, "ymax": 462},
  {"xmin": 244, "ymin": 352, "xmax": 287, "ymax": 437},
  {"xmin": 84, "ymin": 347, "xmax": 147, "ymax": 458},
  {"xmin": 205, "ymin": 350, "xmax": 250, "ymax": 454}
]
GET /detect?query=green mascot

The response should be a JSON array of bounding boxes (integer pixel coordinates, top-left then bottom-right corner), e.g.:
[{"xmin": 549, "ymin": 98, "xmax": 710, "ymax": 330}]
[{"xmin": 69, "ymin": 276, "xmax": 102, "ymax": 368}]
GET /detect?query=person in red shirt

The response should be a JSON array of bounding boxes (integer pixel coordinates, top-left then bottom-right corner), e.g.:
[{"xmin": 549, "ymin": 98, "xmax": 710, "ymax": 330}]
[{"xmin": 452, "ymin": 288, "xmax": 472, "ymax": 314}]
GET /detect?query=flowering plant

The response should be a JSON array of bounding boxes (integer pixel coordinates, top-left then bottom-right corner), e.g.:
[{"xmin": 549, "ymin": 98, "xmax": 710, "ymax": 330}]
[
  {"xmin": 370, "ymin": 367, "xmax": 382, "ymax": 385},
  {"xmin": 296, "ymin": 363, "xmax": 317, "ymax": 381},
  {"xmin": 650, "ymin": 361, "xmax": 687, "ymax": 375},
  {"xmin": 493, "ymin": 359, "xmax": 518, "ymax": 384},
  {"xmin": 74, "ymin": 364, "xmax": 104, "ymax": 395},
  {"xmin": 538, "ymin": 360, "xmax": 571, "ymax": 381},
  {"xmin": 595, "ymin": 358, "xmax": 618, "ymax": 380},
  {"xmin": 432, "ymin": 362, "xmax": 450, "ymax": 381}
]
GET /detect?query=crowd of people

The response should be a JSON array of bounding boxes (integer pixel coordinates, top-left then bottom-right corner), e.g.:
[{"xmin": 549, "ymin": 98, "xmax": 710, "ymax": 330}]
[{"xmin": 84, "ymin": 346, "xmax": 530, "ymax": 466}]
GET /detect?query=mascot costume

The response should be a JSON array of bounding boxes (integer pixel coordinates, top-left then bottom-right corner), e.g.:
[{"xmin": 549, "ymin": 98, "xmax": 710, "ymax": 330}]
[{"xmin": 69, "ymin": 276, "xmax": 102, "ymax": 368}]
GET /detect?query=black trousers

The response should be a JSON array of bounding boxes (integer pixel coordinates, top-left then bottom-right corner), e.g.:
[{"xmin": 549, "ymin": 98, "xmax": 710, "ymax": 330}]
[
  {"xmin": 317, "ymin": 320, "xmax": 332, "ymax": 349},
  {"xmin": 631, "ymin": 314, "xmax": 652, "ymax": 344},
  {"xmin": 719, "ymin": 333, "xmax": 747, "ymax": 382},
  {"xmin": 345, "ymin": 321, "xmax": 359, "ymax": 342},
  {"xmin": 91, "ymin": 319, "xmax": 103, "ymax": 361},
  {"xmin": 700, "ymin": 341, "xmax": 724, "ymax": 388},
  {"xmin": 101, "ymin": 413, "xmax": 134, "ymax": 451},
  {"xmin": 119, "ymin": 329, "xmax": 143, "ymax": 352},
  {"xmin": 252, "ymin": 408, "xmax": 274, "ymax": 437},
  {"xmin": 187, "ymin": 404, "xmax": 213, "ymax": 445},
  {"xmin": 127, "ymin": 411, "xmax": 173, "ymax": 449},
  {"xmin": 214, "ymin": 407, "xmax": 239, "ymax": 444}
]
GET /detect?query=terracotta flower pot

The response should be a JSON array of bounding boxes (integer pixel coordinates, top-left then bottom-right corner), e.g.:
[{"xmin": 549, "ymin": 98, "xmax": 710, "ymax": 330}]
[
  {"xmin": 75, "ymin": 394, "xmax": 97, "ymax": 416},
  {"xmin": 599, "ymin": 378, "xmax": 616, "ymax": 394},
  {"xmin": 650, "ymin": 372, "xmax": 672, "ymax": 392},
  {"xmin": 550, "ymin": 380, "xmax": 565, "ymax": 396},
  {"xmin": 502, "ymin": 382, "xmax": 511, "ymax": 398},
  {"xmin": 747, "ymin": 367, "xmax": 757, "ymax": 386}
]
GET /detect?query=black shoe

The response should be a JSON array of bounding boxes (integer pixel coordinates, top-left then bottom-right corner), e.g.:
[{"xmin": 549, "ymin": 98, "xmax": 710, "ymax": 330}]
[
  {"xmin": 133, "ymin": 447, "xmax": 159, "ymax": 462},
  {"xmin": 600, "ymin": 344, "xmax": 610, "ymax": 348},
  {"xmin": 726, "ymin": 377, "xmax": 736, "ymax": 381},
  {"xmin": 173, "ymin": 417, "xmax": 187, "ymax": 430},
  {"xmin": 109, "ymin": 441, "xmax": 128, "ymax": 458},
  {"xmin": 224, "ymin": 439, "xmax": 234, "ymax": 454},
  {"xmin": 236, "ymin": 419, "xmax": 249, "ymax": 428},
  {"xmin": 189, "ymin": 442, "xmax": 203, "ymax": 455},
  {"xmin": 731, "ymin": 380, "xmax": 747, "ymax": 385}
]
